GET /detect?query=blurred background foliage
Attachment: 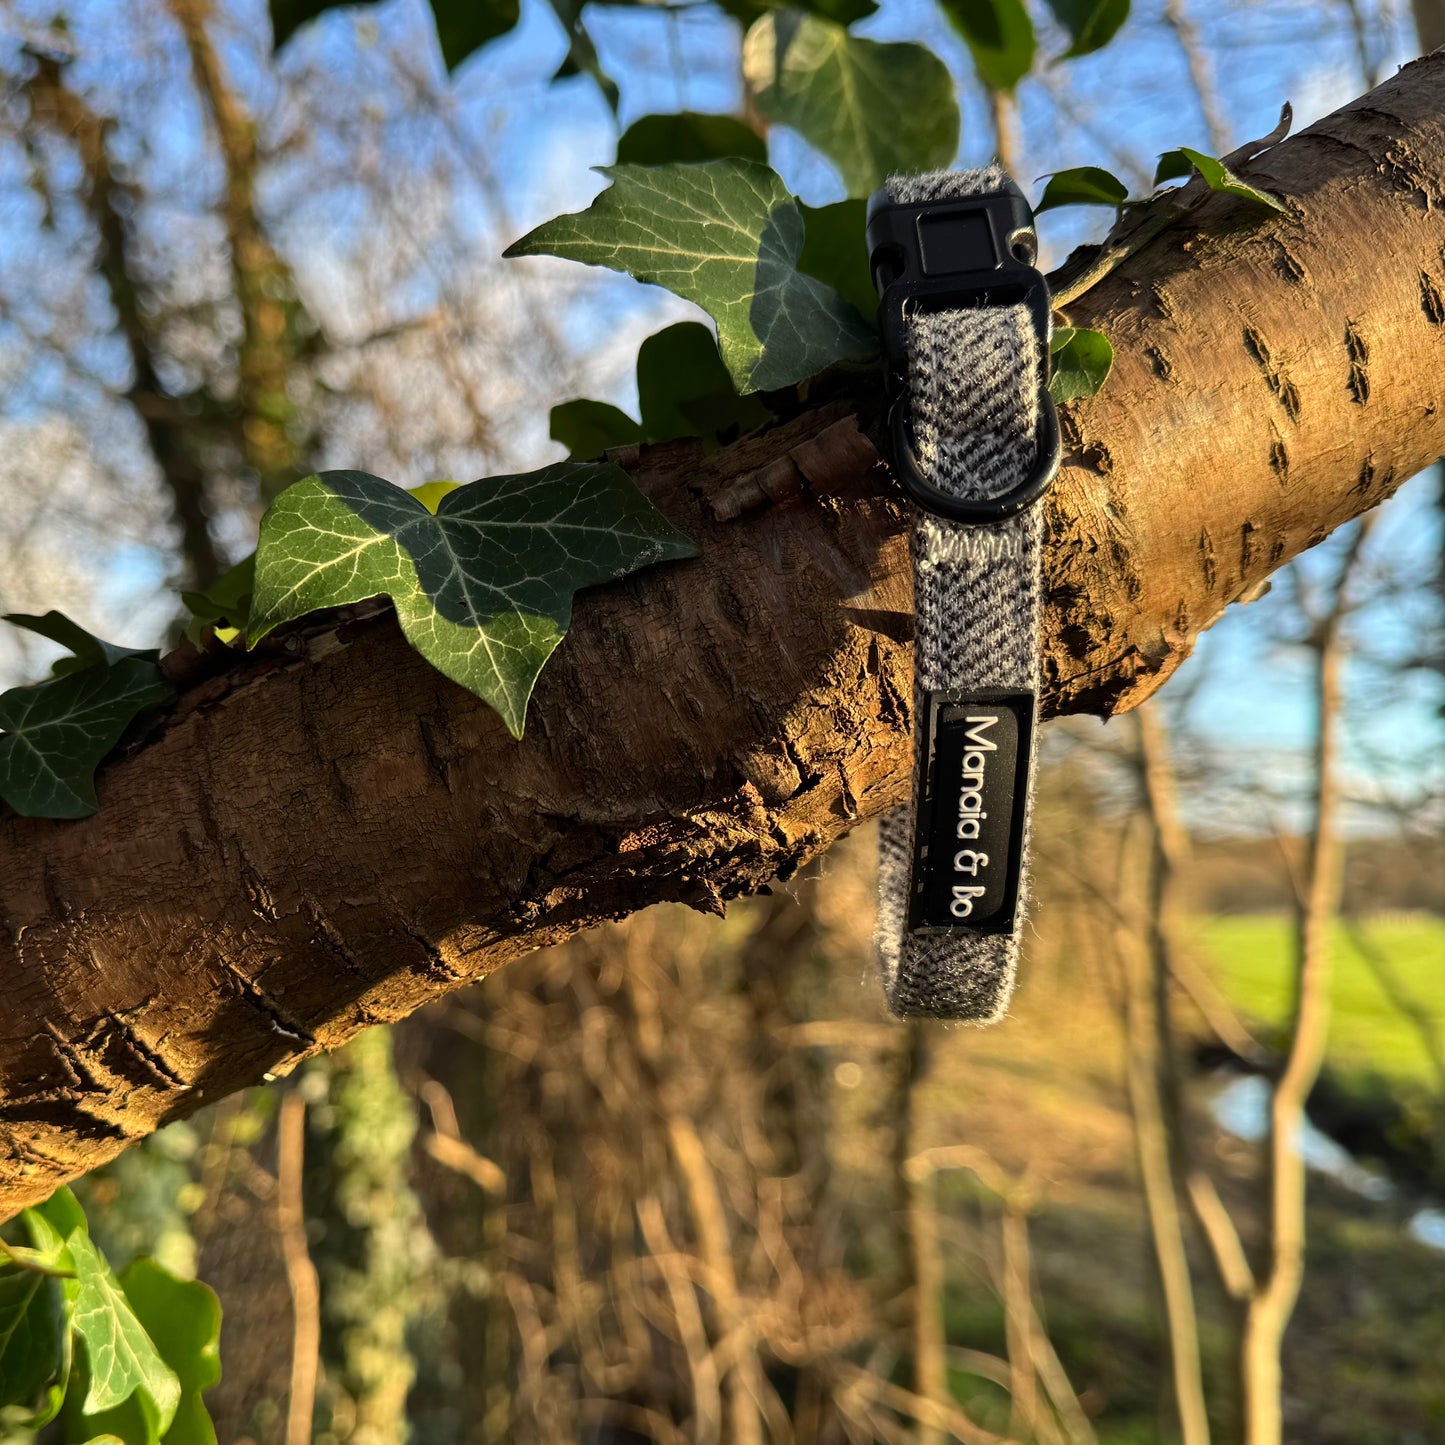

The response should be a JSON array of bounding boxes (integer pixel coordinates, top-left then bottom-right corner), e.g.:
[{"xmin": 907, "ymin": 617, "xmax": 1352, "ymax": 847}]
[{"xmin": 0, "ymin": 0, "xmax": 1442, "ymax": 1441}]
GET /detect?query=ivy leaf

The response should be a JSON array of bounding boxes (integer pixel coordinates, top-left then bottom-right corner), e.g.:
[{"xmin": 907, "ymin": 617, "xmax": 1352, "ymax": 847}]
[
  {"xmin": 181, "ymin": 557, "xmax": 256, "ymax": 646},
  {"xmin": 546, "ymin": 0, "xmax": 619, "ymax": 110},
  {"xmin": 23, "ymin": 1188, "xmax": 87, "ymax": 1258},
  {"xmin": 0, "ymin": 1265, "xmax": 66, "ymax": 1413},
  {"xmin": 505, "ymin": 159, "xmax": 876, "ymax": 393},
  {"xmin": 717, "ymin": 0, "xmax": 878, "ymax": 23},
  {"xmin": 249, "ymin": 466, "xmax": 697, "ymax": 737},
  {"xmin": 270, "ymin": 0, "xmax": 521, "ymax": 68},
  {"xmin": 636, "ymin": 322, "xmax": 770, "ymax": 444},
  {"xmin": 22, "ymin": 1192, "xmax": 180, "ymax": 1443},
  {"xmin": 69, "ymin": 1233, "xmax": 180, "ymax": 1436},
  {"xmin": 429, "ymin": 0, "xmax": 521, "ymax": 70},
  {"xmin": 797, "ymin": 199, "xmax": 876, "ymax": 320},
  {"xmin": 1050, "ymin": 326, "xmax": 1113, "ymax": 401},
  {"xmin": 616, "ymin": 112, "xmax": 767, "ymax": 166},
  {"xmin": 1035, "ymin": 166, "xmax": 1128, "ymax": 213},
  {"xmin": 939, "ymin": 0, "xmax": 1035, "ymax": 93},
  {"xmin": 1153, "ymin": 149, "xmax": 1191, "ymax": 185},
  {"xmin": 550, "ymin": 400, "xmax": 644, "ymax": 460},
  {"xmin": 1044, "ymin": 0, "xmax": 1130, "ymax": 58},
  {"xmin": 268, "ymin": 0, "xmax": 335, "ymax": 49},
  {"xmin": 1154, "ymin": 146, "xmax": 1287, "ymax": 212},
  {"xmin": 743, "ymin": 11, "xmax": 959, "ymax": 196},
  {"xmin": 554, "ymin": 325, "xmax": 770, "ymax": 458},
  {"xmin": 409, "ymin": 480, "xmax": 463, "ymax": 514},
  {"xmin": 4, "ymin": 612, "xmax": 159, "ymax": 676},
  {"xmin": 0, "ymin": 648, "xmax": 172, "ymax": 820},
  {"xmin": 75, "ymin": 1262, "xmax": 221, "ymax": 1445}
]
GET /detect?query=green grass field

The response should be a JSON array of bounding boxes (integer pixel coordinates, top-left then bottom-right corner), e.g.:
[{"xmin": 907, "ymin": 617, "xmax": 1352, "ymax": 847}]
[{"xmin": 1199, "ymin": 914, "xmax": 1445, "ymax": 1087}]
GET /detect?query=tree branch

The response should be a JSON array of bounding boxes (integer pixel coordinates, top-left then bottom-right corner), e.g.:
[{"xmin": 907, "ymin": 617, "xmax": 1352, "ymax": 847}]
[{"xmin": 4, "ymin": 58, "xmax": 1445, "ymax": 1214}]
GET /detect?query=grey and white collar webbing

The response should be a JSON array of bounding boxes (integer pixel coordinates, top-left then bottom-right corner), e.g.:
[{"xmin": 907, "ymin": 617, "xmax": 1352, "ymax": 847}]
[{"xmin": 869, "ymin": 166, "xmax": 1060, "ymax": 1023}]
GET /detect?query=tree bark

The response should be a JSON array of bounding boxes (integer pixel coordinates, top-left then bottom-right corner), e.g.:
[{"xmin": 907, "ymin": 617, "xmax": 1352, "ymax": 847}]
[{"xmin": 4, "ymin": 58, "xmax": 1445, "ymax": 1216}]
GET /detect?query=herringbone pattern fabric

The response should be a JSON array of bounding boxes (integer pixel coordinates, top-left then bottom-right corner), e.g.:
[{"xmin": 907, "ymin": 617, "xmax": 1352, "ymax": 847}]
[{"xmin": 875, "ymin": 168, "xmax": 1046, "ymax": 1023}]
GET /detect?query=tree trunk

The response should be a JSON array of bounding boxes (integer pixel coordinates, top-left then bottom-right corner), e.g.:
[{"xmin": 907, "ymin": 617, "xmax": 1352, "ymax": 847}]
[{"xmin": 3, "ymin": 57, "xmax": 1445, "ymax": 1216}]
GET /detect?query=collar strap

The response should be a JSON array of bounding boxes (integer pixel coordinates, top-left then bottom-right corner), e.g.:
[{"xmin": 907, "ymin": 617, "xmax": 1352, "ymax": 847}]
[{"xmin": 870, "ymin": 167, "xmax": 1060, "ymax": 1022}]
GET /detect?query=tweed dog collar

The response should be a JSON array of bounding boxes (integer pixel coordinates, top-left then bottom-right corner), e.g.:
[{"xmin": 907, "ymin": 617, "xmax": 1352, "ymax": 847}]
[{"xmin": 869, "ymin": 167, "xmax": 1060, "ymax": 1023}]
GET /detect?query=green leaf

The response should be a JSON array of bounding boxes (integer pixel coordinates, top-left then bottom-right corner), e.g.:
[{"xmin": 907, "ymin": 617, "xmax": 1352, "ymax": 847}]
[
  {"xmin": 268, "ymin": 0, "xmax": 337, "ymax": 49},
  {"xmin": 1035, "ymin": 165, "xmax": 1128, "ymax": 213},
  {"xmin": 939, "ymin": 0, "xmax": 1035, "ymax": 93},
  {"xmin": 743, "ymin": 11, "xmax": 959, "ymax": 195},
  {"xmin": 3, "ymin": 612, "xmax": 158, "ymax": 676},
  {"xmin": 553, "ymin": 326, "xmax": 770, "ymax": 458},
  {"xmin": 546, "ymin": 0, "xmax": 619, "ymax": 110},
  {"xmin": 429, "ymin": 0, "xmax": 521, "ymax": 70},
  {"xmin": 1049, "ymin": 326, "xmax": 1113, "ymax": 401},
  {"xmin": 0, "ymin": 1240, "xmax": 73, "ymax": 1276},
  {"xmin": 70, "ymin": 1232, "xmax": 180, "ymax": 1434},
  {"xmin": 636, "ymin": 322, "xmax": 771, "ymax": 444},
  {"xmin": 249, "ymin": 466, "xmax": 697, "ymax": 737},
  {"xmin": 1153, "ymin": 149, "xmax": 1192, "ymax": 185},
  {"xmin": 17, "ymin": 1194, "xmax": 78, "ymax": 1429},
  {"xmin": 270, "ymin": 0, "xmax": 520, "ymax": 68},
  {"xmin": 0, "ymin": 1265, "xmax": 66, "ymax": 1412},
  {"xmin": 506, "ymin": 159, "xmax": 876, "ymax": 393},
  {"xmin": 181, "ymin": 557, "xmax": 256, "ymax": 646},
  {"xmin": 797, "ymin": 199, "xmax": 875, "ymax": 320},
  {"xmin": 716, "ymin": 0, "xmax": 879, "ymax": 24},
  {"xmin": 23, "ymin": 1189, "xmax": 87, "ymax": 1260},
  {"xmin": 550, "ymin": 400, "xmax": 644, "ymax": 460},
  {"xmin": 408, "ymin": 480, "xmax": 463, "ymax": 514},
  {"xmin": 25, "ymin": 1194, "xmax": 181, "ymax": 1444},
  {"xmin": 75, "ymin": 1262, "xmax": 221, "ymax": 1445},
  {"xmin": 616, "ymin": 112, "xmax": 767, "ymax": 167},
  {"xmin": 1153, "ymin": 146, "xmax": 1287, "ymax": 212},
  {"xmin": 0, "ymin": 653, "xmax": 172, "ymax": 820},
  {"xmin": 1044, "ymin": 0, "xmax": 1129, "ymax": 58}
]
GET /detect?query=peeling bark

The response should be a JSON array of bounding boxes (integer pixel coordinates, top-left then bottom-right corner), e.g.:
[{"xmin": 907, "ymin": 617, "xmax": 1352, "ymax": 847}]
[{"xmin": 4, "ymin": 59, "xmax": 1445, "ymax": 1214}]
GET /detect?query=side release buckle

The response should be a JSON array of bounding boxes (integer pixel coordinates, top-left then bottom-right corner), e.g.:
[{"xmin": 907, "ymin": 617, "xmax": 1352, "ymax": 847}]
[{"xmin": 866, "ymin": 181, "xmax": 1061, "ymax": 525}]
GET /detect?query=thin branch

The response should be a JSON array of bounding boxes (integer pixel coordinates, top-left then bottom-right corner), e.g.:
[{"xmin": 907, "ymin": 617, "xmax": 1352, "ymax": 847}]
[
  {"xmin": 999, "ymin": 1206, "xmax": 1046, "ymax": 1444},
  {"xmin": 419, "ymin": 1077, "xmax": 507, "ymax": 1193},
  {"xmin": 1184, "ymin": 1168, "xmax": 1255, "ymax": 1303},
  {"xmin": 168, "ymin": 0, "xmax": 311, "ymax": 499},
  {"xmin": 666, "ymin": 1115, "xmax": 767, "ymax": 1445},
  {"xmin": 991, "ymin": 89, "xmax": 1020, "ymax": 177},
  {"xmin": 637, "ymin": 1195, "xmax": 724, "ymax": 1445},
  {"xmin": 827, "ymin": 1363, "xmax": 1011, "ymax": 1445},
  {"xmin": 898, "ymin": 1023, "xmax": 948, "ymax": 1445},
  {"xmin": 1342, "ymin": 0, "xmax": 1383, "ymax": 87},
  {"xmin": 1239, "ymin": 517, "xmax": 1376, "ymax": 1445},
  {"xmin": 1116, "ymin": 815, "xmax": 1211, "ymax": 1445},
  {"xmin": 277, "ymin": 1090, "xmax": 321, "ymax": 1445},
  {"xmin": 1163, "ymin": 0, "xmax": 1231, "ymax": 154}
]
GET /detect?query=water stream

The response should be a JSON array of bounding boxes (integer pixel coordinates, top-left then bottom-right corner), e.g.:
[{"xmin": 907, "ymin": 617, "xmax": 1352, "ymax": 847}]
[{"xmin": 1207, "ymin": 1073, "xmax": 1445, "ymax": 1254}]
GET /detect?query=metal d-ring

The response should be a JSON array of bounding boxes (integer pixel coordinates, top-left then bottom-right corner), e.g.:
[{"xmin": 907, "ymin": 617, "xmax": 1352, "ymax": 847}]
[{"xmin": 888, "ymin": 384, "xmax": 1061, "ymax": 525}]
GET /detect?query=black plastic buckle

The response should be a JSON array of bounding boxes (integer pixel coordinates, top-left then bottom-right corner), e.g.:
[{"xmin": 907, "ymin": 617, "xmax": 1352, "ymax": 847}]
[{"xmin": 866, "ymin": 181, "xmax": 1061, "ymax": 525}]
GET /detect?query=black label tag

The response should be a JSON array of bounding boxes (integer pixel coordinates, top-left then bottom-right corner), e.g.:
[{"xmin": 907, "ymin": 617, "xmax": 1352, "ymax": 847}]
[{"xmin": 908, "ymin": 690, "xmax": 1035, "ymax": 934}]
